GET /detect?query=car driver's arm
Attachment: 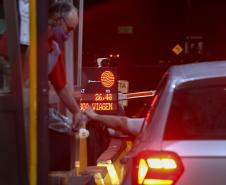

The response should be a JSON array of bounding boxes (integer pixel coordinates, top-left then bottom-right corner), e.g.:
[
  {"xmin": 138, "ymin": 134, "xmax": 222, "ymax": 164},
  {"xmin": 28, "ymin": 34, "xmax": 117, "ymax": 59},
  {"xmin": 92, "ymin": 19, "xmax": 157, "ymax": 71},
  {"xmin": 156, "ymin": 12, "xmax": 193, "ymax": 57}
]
[{"xmin": 84, "ymin": 108, "xmax": 144, "ymax": 136}]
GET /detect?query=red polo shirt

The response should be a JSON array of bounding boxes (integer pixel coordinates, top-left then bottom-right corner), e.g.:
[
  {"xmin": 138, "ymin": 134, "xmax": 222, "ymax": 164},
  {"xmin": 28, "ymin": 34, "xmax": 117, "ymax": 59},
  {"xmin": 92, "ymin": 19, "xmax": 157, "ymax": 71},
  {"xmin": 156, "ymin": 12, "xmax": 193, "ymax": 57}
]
[
  {"xmin": 48, "ymin": 40, "xmax": 67, "ymax": 92},
  {"xmin": 0, "ymin": 35, "xmax": 66, "ymax": 91}
]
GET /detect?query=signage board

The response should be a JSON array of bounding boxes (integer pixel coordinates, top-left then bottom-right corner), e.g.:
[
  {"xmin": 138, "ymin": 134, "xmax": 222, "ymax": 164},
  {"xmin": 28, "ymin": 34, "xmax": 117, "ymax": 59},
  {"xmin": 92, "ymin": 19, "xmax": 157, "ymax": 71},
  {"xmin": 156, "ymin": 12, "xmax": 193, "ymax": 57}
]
[
  {"xmin": 80, "ymin": 67, "xmax": 118, "ymax": 114},
  {"xmin": 118, "ymin": 80, "xmax": 129, "ymax": 107},
  {"xmin": 172, "ymin": 44, "xmax": 183, "ymax": 55}
]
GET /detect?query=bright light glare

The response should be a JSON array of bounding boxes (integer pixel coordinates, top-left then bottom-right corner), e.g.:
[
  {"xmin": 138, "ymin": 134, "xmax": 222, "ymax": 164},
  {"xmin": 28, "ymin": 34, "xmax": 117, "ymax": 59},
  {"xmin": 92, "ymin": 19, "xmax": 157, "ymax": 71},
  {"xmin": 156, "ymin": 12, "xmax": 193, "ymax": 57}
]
[
  {"xmin": 147, "ymin": 159, "xmax": 162, "ymax": 169},
  {"xmin": 138, "ymin": 159, "xmax": 148, "ymax": 184},
  {"xmin": 162, "ymin": 159, "xmax": 177, "ymax": 169},
  {"xmin": 143, "ymin": 179, "xmax": 173, "ymax": 185},
  {"xmin": 97, "ymin": 162, "xmax": 119, "ymax": 185},
  {"xmin": 147, "ymin": 158, "xmax": 177, "ymax": 169}
]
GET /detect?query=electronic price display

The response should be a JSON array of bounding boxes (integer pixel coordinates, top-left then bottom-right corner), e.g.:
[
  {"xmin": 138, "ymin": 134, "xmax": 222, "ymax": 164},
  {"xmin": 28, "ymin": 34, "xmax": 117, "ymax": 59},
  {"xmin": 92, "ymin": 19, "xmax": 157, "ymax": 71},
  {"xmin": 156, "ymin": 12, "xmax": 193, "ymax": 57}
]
[{"xmin": 80, "ymin": 67, "xmax": 118, "ymax": 114}]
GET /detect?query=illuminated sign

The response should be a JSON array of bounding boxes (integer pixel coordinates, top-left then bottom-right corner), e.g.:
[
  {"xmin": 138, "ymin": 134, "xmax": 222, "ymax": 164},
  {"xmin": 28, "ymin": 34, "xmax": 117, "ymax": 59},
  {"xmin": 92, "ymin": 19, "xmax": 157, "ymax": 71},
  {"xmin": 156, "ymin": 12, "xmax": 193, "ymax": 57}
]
[
  {"xmin": 172, "ymin": 44, "xmax": 183, "ymax": 55},
  {"xmin": 80, "ymin": 67, "xmax": 118, "ymax": 114},
  {"xmin": 101, "ymin": 70, "xmax": 115, "ymax": 88}
]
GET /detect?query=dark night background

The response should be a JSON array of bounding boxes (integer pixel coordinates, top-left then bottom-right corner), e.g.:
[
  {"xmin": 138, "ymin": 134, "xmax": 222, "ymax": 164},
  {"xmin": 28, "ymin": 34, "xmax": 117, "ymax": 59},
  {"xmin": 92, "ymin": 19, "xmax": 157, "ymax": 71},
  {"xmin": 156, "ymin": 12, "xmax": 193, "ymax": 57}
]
[{"xmin": 82, "ymin": 0, "xmax": 226, "ymax": 116}]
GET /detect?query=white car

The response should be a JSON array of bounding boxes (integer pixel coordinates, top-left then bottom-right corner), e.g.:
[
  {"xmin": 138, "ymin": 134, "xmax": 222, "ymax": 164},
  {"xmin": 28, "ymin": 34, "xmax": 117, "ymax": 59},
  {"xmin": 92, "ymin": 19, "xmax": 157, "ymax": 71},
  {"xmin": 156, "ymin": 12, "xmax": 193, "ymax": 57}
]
[{"xmin": 122, "ymin": 61, "xmax": 226, "ymax": 185}]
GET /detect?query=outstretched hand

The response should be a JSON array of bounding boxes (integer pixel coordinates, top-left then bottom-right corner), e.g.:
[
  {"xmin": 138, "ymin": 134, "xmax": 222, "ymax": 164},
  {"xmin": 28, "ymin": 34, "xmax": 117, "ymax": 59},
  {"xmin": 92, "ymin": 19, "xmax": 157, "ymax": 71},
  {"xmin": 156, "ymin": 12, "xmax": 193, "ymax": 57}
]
[{"xmin": 83, "ymin": 107, "xmax": 98, "ymax": 120}]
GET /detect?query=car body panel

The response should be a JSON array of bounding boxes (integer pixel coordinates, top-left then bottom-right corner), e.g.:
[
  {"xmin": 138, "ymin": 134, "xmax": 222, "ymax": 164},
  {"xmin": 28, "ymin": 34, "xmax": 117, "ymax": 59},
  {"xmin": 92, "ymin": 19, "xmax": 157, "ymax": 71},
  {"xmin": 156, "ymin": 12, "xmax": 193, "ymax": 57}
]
[
  {"xmin": 162, "ymin": 141, "xmax": 226, "ymax": 184},
  {"xmin": 176, "ymin": 157, "xmax": 226, "ymax": 185},
  {"xmin": 162, "ymin": 141, "xmax": 226, "ymax": 157},
  {"xmin": 122, "ymin": 61, "xmax": 226, "ymax": 185}
]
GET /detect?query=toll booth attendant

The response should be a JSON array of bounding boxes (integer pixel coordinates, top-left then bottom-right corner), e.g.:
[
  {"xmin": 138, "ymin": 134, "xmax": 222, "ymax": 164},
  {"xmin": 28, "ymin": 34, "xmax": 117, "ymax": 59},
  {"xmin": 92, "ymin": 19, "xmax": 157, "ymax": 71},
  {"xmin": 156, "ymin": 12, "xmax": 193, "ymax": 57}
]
[
  {"xmin": 48, "ymin": 1, "xmax": 82, "ymax": 126},
  {"xmin": 0, "ymin": 2, "xmax": 82, "ymax": 130}
]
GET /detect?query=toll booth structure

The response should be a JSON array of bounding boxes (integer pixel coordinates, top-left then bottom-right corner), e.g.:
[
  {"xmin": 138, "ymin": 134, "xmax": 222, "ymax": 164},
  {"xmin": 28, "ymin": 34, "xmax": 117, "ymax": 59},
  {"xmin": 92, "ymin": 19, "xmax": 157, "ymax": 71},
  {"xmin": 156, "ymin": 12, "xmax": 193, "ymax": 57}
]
[
  {"xmin": 0, "ymin": 0, "xmax": 131, "ymax": 185},
  {"xmin": 0, "ymin": 1, "xmax": 28, "ymax": 185}
]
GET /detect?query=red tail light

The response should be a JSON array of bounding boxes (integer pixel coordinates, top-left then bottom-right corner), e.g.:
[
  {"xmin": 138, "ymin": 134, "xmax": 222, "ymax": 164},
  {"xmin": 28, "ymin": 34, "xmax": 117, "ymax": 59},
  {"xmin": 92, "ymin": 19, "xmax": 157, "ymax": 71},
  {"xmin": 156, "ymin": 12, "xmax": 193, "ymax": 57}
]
[{"xmin": 133, "ymin": 150, "xmax": 184, "ymax": 185}]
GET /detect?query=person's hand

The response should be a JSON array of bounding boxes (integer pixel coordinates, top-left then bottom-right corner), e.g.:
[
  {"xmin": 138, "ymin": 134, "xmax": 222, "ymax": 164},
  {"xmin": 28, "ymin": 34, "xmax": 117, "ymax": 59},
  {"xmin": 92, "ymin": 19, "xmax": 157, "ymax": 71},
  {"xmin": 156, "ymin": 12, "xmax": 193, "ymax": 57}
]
[
  {"xmin": 72, "ymin": 111, "xmax": 89, "ymax": 132},
  {"xmin": 72, "ymin": 111, "xmax": 82, "ymax": 132},
  {"xmin": 83, "ymin": 107, "xmax": 97, "ymax": 120}
]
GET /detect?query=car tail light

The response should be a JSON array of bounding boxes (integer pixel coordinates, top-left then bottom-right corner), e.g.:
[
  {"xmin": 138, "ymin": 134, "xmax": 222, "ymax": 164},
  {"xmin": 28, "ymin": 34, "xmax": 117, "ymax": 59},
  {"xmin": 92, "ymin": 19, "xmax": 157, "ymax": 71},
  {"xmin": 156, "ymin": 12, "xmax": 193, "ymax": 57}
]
[{"xmin": 133, "ymin": 150, "xmax": 184, "ymax": 185}]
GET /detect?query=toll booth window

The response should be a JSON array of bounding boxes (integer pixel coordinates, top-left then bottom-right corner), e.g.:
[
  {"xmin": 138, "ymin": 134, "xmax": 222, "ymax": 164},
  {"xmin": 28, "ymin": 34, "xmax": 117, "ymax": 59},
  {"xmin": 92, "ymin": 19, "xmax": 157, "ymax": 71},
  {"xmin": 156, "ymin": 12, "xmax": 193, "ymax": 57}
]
[
  {"xmin": 164, "ymin": 84, "xmax": 226, "ymax": 140},
  {"xmin": 0, "ymin": 1, "xmax": 10, "ymax": 92}
]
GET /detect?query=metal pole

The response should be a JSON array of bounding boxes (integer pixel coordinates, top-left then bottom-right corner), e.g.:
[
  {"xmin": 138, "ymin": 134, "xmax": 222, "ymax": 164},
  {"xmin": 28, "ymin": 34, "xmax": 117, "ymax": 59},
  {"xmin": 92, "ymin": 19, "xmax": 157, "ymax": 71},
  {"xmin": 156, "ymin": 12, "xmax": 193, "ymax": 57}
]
[
  {"xmin": 78, "ymin": 0, "xmax": 88, "ymax": 172},
  {"xmin": 76, "ymin": 0, "xmax": 84, "ymax": 86},
  {"xmin": 37, "ymin": 0, "xmax": 49, "ymax": 184},
  {"xmin": 29, "ymin": 0, "xmax": 38, "ymax": 184},
  {"xmin": 29, "ymin": 0, "xmax": 49, "ymax": 185},
  {"xmin": 75, "ymin": 0, "xmax": 86, "ymax": 175}
]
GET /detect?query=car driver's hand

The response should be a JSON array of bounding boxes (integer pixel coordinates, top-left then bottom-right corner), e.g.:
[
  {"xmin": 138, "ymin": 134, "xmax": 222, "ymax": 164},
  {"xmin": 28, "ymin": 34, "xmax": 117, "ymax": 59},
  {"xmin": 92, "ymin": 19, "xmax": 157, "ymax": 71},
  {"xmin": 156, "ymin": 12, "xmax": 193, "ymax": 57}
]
[{"xmin": 83, "ymin": 107, "xmax": 98, "ymax": 120}]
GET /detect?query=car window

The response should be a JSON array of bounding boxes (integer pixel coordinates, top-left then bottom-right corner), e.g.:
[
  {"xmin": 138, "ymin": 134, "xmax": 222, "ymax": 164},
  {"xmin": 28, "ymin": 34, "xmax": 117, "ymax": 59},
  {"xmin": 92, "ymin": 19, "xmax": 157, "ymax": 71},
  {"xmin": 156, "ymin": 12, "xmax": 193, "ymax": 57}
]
[
  {"xmin": 164, "ymin": 84, "xmax": 226, "ymax": 140},
  {"xmin": 141, "ymin": 72, "xmax": 168, "ymax": 133}
]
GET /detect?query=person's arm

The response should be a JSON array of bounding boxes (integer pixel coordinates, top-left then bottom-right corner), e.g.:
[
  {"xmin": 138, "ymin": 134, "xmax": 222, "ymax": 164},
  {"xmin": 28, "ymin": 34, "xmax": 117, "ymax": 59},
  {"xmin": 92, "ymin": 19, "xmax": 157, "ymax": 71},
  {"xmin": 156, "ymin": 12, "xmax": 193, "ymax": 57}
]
[
  {"xmin": 126, "ymin": 118, "xmax": 144, "ymax": 136},
  {"xmin": 57, "ymin": 84, "xmax": 83, "ymax": 131},
  {"xmin": 84, "ymin": 108, "xmax": 142, "ymax": 136},
  {"xmin": 48, "ymin": 43, "xmax": 83, "ymax": 131},
  {"xmin": 57, "ymin": 84, "xmax": 80, "ymax": 114},
  {"xmin": 48, "ymin": 51, "xmax": 80, "ymax": 114}
]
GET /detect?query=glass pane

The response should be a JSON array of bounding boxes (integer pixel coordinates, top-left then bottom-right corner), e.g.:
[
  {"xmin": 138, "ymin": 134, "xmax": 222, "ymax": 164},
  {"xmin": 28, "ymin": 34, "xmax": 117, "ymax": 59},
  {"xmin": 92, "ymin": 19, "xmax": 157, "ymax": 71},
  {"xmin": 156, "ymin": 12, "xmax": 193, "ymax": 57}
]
[
  {"xmin": 164, "ymin": 85, "xmax": 226, "ymax": 140},
  {"xmin": 0, "ymin": 1, "xmax": 10, "ymax": 92}
]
